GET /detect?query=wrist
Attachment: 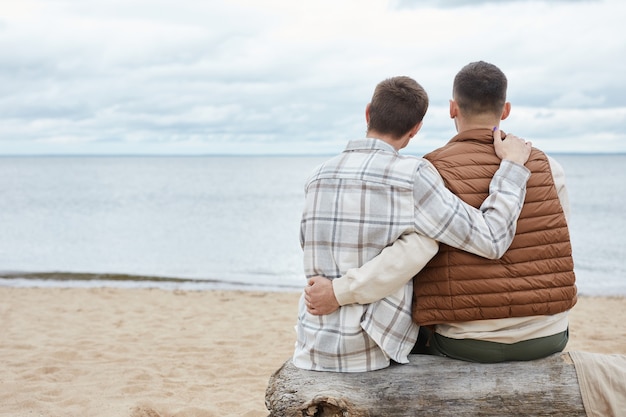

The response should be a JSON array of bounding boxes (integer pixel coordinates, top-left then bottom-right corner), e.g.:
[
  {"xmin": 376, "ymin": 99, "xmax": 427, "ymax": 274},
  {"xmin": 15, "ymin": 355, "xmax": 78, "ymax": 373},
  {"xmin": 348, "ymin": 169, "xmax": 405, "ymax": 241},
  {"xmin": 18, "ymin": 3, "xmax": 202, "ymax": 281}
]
[
  {"xmin": 332, "ymin": 276, "xmax": 355, "ymax": 306},
  {"xmin": 502, "ymin": 157, "xmax": 526, "ymax": 166},
  {"xmin": 500, "ymin": 159, "xmax": 531, "ymax": 179}
]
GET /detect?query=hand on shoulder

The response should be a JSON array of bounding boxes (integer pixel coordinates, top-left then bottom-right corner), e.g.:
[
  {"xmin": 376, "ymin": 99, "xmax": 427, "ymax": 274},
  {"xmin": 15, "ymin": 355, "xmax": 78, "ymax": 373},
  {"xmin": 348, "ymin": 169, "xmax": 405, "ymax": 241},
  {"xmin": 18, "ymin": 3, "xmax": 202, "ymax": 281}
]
[{"xmin": 493, "ymin": 127, "xmax": 532, "ymax": 166}]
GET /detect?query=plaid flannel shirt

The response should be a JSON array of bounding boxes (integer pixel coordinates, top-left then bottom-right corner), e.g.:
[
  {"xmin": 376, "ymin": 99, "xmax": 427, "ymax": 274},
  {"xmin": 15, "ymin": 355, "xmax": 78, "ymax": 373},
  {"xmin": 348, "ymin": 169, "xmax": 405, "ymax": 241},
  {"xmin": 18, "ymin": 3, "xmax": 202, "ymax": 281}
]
[{"xmin": 293, "ymin": 138, "xmax": 529, "ymax": 372}]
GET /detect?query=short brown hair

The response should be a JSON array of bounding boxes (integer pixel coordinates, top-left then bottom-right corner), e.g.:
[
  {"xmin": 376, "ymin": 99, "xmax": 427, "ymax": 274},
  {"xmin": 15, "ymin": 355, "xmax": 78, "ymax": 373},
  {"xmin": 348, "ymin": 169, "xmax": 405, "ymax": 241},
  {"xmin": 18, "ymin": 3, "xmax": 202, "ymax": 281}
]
[
  {"xmin": 368, "ymin": 76, "xmax": 429, "ymax": 139},
  {"xmin": 453, "ymin": 61, "xmax": 507, "ymax": 117}
]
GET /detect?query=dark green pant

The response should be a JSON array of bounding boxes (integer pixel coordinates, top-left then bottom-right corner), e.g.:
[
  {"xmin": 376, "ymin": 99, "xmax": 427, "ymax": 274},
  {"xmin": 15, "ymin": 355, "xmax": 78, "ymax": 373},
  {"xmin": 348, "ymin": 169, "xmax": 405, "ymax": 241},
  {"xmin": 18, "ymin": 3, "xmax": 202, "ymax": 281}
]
[{"xmin": 413, "ymin": 328, "xmax": 569, "ymax": 363}]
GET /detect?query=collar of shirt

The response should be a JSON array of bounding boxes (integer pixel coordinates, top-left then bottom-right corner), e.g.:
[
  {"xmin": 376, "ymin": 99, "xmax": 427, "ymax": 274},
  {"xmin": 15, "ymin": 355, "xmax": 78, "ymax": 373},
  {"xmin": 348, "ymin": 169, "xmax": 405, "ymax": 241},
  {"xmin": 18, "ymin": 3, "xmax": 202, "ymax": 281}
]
[
  {"xmin": 345, "ymin": 138, "xmax": 398, "ymax": 154},
  {"xmin": 448, "ymin": 128, "xmax": 508, "ymax": 146}
]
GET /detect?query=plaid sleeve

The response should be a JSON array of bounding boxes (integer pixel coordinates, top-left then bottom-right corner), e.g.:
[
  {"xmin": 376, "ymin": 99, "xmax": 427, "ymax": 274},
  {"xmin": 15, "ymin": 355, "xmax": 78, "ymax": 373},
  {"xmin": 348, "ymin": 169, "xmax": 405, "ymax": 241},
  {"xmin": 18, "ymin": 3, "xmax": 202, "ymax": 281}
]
[{"xmin": 412, "ymin": 159, "xmax": 530, "ymax": 259}]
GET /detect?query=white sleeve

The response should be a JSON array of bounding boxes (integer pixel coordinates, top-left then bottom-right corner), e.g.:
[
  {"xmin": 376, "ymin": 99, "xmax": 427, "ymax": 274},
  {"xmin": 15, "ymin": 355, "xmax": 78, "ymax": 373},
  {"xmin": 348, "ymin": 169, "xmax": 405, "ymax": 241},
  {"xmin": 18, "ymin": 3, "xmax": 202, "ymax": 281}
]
[
  {"xmin": 332, "ymin": 233, "xmax": 438, "ymax": 306},
  {"xmin": 547, "ymin": 155, "xmax": 571, "ymax": 222}
]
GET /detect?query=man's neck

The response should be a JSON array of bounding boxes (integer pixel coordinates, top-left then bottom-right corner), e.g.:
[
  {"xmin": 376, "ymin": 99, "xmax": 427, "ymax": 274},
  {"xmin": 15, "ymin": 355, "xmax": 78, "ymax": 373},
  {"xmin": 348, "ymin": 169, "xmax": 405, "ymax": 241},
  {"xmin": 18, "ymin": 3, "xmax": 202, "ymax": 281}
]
[
  {"xmin": 366, "ymin": 131, "xmax": 407, "ymax": 151},
  {"xmin": 455, "ymin": 119, "xmax": 498, "ymax": 134}
]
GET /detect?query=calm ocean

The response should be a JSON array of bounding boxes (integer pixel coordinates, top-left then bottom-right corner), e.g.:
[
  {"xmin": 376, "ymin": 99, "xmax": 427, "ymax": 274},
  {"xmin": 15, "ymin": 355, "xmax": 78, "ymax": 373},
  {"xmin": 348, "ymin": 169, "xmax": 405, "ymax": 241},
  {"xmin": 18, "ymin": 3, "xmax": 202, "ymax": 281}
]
[{"xmin": 0, "ymin": 154, "xmax": 624, "ymax": 295}]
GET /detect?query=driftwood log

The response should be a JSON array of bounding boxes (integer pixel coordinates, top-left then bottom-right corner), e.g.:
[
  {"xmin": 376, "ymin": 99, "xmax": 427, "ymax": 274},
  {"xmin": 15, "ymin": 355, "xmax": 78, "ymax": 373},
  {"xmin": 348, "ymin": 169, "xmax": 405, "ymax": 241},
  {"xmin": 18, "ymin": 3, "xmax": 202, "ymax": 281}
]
[{"xmin": 265, "ymin": 353, "xmax": 586, "ymax": 416}]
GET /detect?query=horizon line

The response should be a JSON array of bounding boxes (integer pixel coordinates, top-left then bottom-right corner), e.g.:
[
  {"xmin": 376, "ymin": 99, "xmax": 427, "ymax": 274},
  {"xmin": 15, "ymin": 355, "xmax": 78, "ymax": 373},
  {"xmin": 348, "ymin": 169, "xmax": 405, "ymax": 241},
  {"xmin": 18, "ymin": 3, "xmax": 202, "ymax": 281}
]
[{"xmin": 1, "ymin": 151, "xmax": 625, "ymax": 158}]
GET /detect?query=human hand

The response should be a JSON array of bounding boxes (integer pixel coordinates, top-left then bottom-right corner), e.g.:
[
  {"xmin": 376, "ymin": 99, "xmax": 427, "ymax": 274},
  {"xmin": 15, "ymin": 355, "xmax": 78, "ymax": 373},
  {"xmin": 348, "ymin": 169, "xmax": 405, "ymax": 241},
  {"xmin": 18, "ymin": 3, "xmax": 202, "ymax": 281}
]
[
  {"xmin": 493, "ymin": 127, "xmax": 532, "ymax": 166},
  {"xmin": 304, "ymin": 275, "xmax": 340, "ymax": 315}
]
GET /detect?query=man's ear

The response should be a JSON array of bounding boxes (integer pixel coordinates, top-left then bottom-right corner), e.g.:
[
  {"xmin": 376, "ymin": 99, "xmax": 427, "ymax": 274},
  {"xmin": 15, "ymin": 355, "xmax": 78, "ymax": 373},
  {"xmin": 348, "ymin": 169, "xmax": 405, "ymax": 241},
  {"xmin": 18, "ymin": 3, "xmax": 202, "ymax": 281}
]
[
  {"xmin": 365, "ymin": 103, "xmax": 371, "ymax": 124},
  {"xmin": 501, "ymin": 102, "xmax": 511, "ymax": 120},
  {"xmin": 449, "ymin": 99, "xmax": 459, "ymax": 118},
  {"xmin": 409, "ymin": 121, "xmax": 423, "ymax": 138}
]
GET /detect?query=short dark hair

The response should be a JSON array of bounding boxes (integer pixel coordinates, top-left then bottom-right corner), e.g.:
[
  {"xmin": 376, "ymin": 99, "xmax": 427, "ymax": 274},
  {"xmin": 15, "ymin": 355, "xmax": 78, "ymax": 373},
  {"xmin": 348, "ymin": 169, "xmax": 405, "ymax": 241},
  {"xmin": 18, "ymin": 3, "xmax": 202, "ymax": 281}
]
[
  {"xmin": 453, "ymin": 61, "xmax": 507, "ymax": 117},
  {"xmin": 368, "ymin": 76, "xmax": 429, "ymax": 139}
]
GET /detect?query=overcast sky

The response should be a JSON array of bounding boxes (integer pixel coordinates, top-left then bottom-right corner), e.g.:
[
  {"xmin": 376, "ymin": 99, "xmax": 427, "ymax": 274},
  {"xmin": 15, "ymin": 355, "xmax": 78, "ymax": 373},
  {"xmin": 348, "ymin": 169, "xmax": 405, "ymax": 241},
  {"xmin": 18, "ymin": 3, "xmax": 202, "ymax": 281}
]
[{"xmin": 1, "ymin": 0, "xmax": 625, "ymax": 155}]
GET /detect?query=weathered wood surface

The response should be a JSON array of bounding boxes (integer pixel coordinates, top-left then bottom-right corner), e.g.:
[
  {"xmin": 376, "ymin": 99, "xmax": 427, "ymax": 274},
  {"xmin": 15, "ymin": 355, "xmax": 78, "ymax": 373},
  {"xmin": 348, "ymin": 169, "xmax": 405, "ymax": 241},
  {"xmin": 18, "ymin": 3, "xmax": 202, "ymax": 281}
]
[{"xmin": 265, "ymin": 353, "xmax": 586, "ymax": 416}]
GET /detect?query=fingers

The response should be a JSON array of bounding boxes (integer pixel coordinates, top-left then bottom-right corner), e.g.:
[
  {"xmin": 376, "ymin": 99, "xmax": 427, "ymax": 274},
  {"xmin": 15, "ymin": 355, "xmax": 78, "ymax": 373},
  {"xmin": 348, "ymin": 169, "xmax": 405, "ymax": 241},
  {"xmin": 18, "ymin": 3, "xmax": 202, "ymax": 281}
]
[
  {"xmin": 304, "ymin": 282, "xmax": 318, "ymax": 314},
  {"xmin": 505, "ymin": 133, "xmax": 532, "ymax": 149},
  {"xmin": 492, "ymin": 127, "xmax": 532, "ymax": 165},
  {"xmin": 304, "ymin": 287, "xmax": 326, "ymax": 315},
  {"xmin": 305, "ymin": 293, "xmax": 322, "ymax": 315},
  {"xmin": 305, "ymin": 298, "xmax": 319, "ymax": 315},
  {"xmin": 498, "ymin": 131, "xmax": 531, "ymax": 147},
  {"xmin": 303, "ymin": 275, "xmax": 337, "ymax": 315},
  {"xmin": 307, "ymin": 275, "xmax": 324, "ymax": 286},
  {"xmin": 304, "ymin": 275, "xmax": 321, "ymax": 313},
  {"xmin": 492, "ymin": 126, "xmax": 503, "ymax": 143}
]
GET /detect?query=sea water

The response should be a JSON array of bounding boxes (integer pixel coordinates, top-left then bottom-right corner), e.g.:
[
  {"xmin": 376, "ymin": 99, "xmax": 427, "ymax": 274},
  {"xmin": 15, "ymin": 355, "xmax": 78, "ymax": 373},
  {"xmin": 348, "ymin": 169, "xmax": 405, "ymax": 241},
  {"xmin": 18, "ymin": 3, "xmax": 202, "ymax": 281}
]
[{"xmin": 0, "ymin": 154, "xmax": 624, "ymax": 295}]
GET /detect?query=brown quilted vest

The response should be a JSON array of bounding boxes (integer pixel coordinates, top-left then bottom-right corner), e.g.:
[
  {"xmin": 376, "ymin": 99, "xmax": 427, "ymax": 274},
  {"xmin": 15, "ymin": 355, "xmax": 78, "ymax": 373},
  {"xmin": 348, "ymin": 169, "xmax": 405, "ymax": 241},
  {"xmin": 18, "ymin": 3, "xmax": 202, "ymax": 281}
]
[{"xmin": 413, "ymin": 128, "xmax": 577, "ymax": 325}]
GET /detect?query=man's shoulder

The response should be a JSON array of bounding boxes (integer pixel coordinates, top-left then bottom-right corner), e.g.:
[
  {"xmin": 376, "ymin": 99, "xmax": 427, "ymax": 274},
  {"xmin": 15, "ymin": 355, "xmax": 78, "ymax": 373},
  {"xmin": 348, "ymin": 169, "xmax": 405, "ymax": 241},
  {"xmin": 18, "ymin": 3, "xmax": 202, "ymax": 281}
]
[
  {"xmin": 424, "ymin": 138, "xmax": 494, "ymax": 162},
  {"xmin": 305, "ymin": 150, "xmax": 431, "ymax": 189},
  {"xmin": 328, "ymin": 150, "xmax": 429, "ymax": 173}
]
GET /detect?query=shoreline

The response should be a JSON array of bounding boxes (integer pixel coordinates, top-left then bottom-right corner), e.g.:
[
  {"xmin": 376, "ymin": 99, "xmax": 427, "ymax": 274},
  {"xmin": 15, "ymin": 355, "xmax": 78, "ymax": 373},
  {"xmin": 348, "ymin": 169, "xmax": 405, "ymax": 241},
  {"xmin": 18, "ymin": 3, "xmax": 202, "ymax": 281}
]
[
  {"xmin": 1, "ymin": 270, "xmax": 623, "ymax": 297},
  {"xmin": 1, "ymin": 287, "xmax": 625, "ymax": 416},
  {"xmin": 0, "ymin": 271, "xmax": 303, "ymax": 293}
]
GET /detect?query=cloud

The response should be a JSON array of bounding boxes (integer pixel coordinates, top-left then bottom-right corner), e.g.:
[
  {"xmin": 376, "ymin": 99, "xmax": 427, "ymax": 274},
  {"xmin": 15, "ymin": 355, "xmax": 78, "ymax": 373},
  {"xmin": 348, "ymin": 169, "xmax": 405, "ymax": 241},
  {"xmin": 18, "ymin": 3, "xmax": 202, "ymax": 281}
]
[
  {"xmin": 0, "ymin": 0, "xmax": 624, "ymax": 155},
  {"xmin": 390, "ymin": 0, "xmax": 599, "ymax": 9}
]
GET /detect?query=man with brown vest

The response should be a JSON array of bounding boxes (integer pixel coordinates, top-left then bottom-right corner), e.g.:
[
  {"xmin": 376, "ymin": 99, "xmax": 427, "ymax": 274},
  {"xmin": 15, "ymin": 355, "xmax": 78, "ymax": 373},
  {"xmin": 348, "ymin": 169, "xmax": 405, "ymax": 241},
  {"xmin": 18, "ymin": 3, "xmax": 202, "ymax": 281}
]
[{"xmin": 305, "ymin": 61, "xmax": 577, "ymax": 363}]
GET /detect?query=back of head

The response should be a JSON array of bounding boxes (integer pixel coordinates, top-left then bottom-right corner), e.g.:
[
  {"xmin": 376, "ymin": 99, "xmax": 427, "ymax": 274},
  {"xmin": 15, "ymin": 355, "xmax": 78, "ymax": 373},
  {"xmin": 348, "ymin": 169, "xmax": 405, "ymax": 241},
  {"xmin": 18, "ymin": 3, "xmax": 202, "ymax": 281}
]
[
  {"xmin": 368, "ymin": 76, "xmax": 429, "ymax": 139},
  {"xmin": 453, "ymin": 61, "xmax": 507, "ymax": 117}
]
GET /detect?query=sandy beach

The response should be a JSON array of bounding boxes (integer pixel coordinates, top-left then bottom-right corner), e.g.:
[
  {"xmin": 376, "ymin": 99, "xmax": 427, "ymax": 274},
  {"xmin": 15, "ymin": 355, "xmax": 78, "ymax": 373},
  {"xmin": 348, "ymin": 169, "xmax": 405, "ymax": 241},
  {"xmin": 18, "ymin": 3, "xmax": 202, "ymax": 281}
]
[{"xmin": 1, "ymin": 287, "xmax": 625, "ymax": 417}]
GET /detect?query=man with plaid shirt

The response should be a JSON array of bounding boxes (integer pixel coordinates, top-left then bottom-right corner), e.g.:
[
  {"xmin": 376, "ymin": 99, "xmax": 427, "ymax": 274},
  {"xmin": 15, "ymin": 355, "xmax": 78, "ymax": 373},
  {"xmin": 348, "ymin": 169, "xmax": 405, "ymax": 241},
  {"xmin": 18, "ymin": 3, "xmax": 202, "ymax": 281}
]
[{"xmin": 293, "ymin": 76, "xmax": 532, "ymax": 372}]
